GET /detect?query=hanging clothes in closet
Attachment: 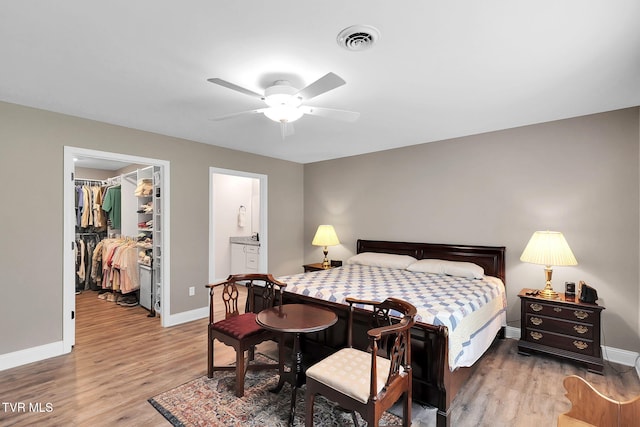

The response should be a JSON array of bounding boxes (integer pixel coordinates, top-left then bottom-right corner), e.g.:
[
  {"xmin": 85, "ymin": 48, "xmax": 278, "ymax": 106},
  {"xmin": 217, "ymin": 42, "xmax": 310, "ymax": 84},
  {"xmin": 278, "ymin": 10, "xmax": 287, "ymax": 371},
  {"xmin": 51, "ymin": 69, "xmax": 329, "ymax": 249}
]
[
  {"xmin": 75, "ymin": 179, "xmax": 108, "ymax": 232},
  {"xmin": 99, "ymin": 237, "xmax": 140, "ymax": 295},
  {"xmin": 75, "ymin": 179, "xmax": 108, "ymax": 292},
  {"xmin": 102, "ymin": 184, "xmax": 122, "ymax": 231},
  {"xmin": 75, "ymin": 232, "xmax": 104, "ymax": 291}
]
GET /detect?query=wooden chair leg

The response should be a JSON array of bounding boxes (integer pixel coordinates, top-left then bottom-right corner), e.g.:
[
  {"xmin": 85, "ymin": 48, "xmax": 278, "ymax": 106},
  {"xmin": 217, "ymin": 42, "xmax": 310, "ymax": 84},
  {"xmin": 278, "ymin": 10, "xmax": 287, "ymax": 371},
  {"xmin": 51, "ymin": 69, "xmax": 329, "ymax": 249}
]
[
  {"xmin": 404, "ymin": 392, "xmax": 411, "ymax": 427},
  {"xmin": 207, "ymin": 335, "xmax": 214, "ymax": 378},
  {"xmin": 305, "ymin": 389, "xmax": 316, "ymax": 426},
  {"xmin": 235, "ymin": 348, "xmax": 245, "ymax": 397}
]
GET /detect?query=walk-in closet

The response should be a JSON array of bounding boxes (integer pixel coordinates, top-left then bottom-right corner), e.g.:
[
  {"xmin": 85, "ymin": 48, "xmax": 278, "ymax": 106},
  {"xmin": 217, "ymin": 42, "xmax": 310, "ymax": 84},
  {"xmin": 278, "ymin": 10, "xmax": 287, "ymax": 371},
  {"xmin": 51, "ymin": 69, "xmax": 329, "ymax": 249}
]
[{"xmin": 74, "ymin": 163, "xmax": 162, "ymax": 318}]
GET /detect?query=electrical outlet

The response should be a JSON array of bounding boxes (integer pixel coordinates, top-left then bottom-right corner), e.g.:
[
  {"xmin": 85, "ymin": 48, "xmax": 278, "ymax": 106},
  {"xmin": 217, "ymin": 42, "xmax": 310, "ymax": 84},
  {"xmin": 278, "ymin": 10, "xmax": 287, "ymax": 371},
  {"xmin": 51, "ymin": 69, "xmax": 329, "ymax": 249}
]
[{"xmin": 188, "ymin": 286, "xmax": 195, "ymax": 296}]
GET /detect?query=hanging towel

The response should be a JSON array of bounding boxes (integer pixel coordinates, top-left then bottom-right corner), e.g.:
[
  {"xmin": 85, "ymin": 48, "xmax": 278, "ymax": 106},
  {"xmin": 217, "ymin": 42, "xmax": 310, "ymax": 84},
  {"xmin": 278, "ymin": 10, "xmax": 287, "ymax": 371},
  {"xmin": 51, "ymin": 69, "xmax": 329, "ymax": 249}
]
[{"xmin": 237, "ymin": 206, "xmax": 246, "ymax": 228}]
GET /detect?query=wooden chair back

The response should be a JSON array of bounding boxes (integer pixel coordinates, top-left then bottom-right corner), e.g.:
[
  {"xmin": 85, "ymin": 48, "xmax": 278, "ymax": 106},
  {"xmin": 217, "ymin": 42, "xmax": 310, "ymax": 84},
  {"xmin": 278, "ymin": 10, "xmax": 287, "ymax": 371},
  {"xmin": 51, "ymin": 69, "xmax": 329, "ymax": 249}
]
[
  {"xmin": 346, "ymin": 296, "xmax": 416, "ymax": 390},
  {"xmin": 208, "ymin": 273, "xmax": 285, "ymax": 323},
  {"xmin": 558, "ymin": 375, "xmax": 640, "ymax": 427}
]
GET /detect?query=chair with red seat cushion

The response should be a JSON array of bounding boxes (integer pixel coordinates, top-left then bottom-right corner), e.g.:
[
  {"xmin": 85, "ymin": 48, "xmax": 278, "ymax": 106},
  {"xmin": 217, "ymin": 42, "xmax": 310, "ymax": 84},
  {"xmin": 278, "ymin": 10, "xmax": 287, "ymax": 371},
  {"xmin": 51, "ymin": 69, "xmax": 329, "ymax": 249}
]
[{"xmin": 206, "ymin": 273, "xmax": 287, "ymax": 397}]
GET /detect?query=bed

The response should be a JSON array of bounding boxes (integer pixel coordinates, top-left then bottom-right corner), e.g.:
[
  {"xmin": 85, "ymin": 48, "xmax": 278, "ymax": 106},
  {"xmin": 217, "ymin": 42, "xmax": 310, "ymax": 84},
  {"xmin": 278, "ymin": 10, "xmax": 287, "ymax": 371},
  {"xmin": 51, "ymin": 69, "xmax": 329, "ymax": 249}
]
[{"xmin": 271, "ymin": 239, "xmax": 507, "ymax": 427}]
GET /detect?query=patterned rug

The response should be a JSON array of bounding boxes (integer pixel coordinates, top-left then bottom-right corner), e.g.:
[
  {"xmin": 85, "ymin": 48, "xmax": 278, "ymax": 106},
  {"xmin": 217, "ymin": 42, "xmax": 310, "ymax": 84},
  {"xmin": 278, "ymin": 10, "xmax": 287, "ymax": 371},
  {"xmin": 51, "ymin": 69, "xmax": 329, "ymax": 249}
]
[{"xmin": 148, "ymin": 355, "xmax": 402, "ymax": 426}]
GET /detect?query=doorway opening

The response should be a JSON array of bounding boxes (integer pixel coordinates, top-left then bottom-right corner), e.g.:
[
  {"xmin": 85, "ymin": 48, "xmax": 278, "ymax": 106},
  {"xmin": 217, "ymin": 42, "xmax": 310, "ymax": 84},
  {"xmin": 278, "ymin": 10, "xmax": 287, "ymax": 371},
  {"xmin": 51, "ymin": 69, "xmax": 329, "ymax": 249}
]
[
  {"xmin": 63, "ymin": 146, "xmax": 171, "ymax": 353},
  {"xmin": 209, "ymin": 167, "xmax": 268, "ymax": 283}
]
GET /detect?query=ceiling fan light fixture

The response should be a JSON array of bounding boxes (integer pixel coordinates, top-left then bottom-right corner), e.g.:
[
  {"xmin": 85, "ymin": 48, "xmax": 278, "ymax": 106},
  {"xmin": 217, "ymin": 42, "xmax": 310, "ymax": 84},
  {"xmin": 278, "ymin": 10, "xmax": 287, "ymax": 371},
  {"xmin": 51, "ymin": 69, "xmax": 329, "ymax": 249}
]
[
  {"xmin": 264, "ymin": 93, "xmax": 302, "ymax": 108},
  {"xmin": 264, "ymin": 81, "xmax": 302, "ymax": 108},
  {"xmin": 208, "ymin": 72, "xmax": 359, "ymax": 128},
  {"xmin": 263, "ymin": 105, "xmax": 304, "ymax": 123}
]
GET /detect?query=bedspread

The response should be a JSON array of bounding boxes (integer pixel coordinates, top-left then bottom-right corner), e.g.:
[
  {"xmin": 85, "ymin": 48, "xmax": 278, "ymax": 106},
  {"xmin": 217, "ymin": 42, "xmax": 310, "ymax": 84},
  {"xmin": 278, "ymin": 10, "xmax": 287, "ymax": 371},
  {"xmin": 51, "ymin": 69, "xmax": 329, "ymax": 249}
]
[{"xmin": 279, "ymin": 264, "xmax": 507, "ymax": 369}]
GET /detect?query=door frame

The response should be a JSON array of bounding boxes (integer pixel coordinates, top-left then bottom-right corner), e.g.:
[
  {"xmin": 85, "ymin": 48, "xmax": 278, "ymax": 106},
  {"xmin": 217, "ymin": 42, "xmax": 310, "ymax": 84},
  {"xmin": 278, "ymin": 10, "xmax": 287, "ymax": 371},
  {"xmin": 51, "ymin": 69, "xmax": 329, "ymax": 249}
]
[
  {"xmin": 63, "ymin": 146, "xmax": 171, "ymax": 352},
  {"xmin": 209, "ymin": 167, "xmax": 268, "ymax": 282}
]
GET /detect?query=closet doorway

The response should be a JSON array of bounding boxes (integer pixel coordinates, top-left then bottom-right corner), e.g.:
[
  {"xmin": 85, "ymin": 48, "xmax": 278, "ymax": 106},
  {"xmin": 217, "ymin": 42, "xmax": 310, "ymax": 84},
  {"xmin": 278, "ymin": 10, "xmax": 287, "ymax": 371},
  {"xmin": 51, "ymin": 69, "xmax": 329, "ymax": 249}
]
[
  {"xmin": 63, "ymin": 147, "xmax": 170, "ymax": 353},
  {"xmin": 209, "ymin": 167, "xmax": 268, "ymax": 283}
]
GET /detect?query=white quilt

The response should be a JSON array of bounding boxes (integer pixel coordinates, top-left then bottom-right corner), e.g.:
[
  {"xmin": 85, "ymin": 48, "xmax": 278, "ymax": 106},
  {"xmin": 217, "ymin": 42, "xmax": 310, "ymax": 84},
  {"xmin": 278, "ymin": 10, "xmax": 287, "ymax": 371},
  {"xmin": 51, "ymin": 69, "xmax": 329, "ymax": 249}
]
[{"xmin": 279, "ymin": 264, "xmax": 507, "ymax": 370}]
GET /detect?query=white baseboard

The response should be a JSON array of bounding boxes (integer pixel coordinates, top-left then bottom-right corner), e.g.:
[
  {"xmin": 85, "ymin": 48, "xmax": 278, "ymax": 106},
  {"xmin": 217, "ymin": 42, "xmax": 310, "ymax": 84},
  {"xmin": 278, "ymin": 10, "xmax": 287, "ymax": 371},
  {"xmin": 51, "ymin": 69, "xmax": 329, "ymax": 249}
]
[
  {"xmin": 505, "ymin": 325, "xmax": 521, "ymax": 340},
  {"xmin": 0, "ymin": 341, "xmax": 67, "ymax": 372},
  {"xmin": 162, "ymin": 306, "xmax": 208, "ymax": 327},
  {"xmin": 505, "ymin": 326, "xmax": 640, "ymax": 373}
]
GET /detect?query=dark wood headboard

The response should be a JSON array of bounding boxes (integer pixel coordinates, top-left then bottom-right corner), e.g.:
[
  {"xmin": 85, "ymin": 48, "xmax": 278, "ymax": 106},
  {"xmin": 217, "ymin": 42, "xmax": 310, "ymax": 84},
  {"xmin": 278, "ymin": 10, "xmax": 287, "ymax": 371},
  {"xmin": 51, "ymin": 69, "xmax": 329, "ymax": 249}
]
[{"xmin": 356, "ymin": 239, "xmax": 506, "ymax": 284}]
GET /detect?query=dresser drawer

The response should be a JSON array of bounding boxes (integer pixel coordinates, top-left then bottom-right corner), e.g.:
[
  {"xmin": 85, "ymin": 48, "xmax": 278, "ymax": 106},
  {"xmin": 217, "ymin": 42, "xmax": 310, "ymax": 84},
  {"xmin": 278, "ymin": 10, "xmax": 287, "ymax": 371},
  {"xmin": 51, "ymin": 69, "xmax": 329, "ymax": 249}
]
[
  {"xmin": 525, "ymin": 328, "xmax": 596, "ymax": 357},
  {"xmin": 525, "ymin": 314, "xmax": 594, "ymax": 339},
  {"xmin": 524, "ymin": 301, "xmax": 596, "ymax": 324}
]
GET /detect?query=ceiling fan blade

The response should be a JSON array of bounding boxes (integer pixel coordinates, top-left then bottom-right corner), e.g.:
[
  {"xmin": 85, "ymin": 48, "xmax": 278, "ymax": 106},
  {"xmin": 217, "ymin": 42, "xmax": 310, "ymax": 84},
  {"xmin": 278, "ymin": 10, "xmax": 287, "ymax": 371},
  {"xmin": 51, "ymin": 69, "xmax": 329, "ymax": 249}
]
[
  {"xmin": 301, "ymin": 106, "xmax": 360, "ymax": 122},
  {"xmin": 296, "ymin": 72, "xmax": 346, "ymax": 100},
  {"xmin": 210, "ymin": 108, "xmax": 267, "ymax": 121},
  {"xmin": 207, "ymin": 78, "xmax": 264, "ymax": 99}
]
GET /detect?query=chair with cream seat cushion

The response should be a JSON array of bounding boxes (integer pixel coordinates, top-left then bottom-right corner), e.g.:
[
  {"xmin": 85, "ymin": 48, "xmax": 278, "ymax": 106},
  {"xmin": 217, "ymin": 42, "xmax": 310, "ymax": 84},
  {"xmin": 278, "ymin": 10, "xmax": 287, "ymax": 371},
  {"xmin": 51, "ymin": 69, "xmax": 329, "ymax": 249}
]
[{"xmin": 305, "ymin": 297, "xmax": 417, "ymax": 427}]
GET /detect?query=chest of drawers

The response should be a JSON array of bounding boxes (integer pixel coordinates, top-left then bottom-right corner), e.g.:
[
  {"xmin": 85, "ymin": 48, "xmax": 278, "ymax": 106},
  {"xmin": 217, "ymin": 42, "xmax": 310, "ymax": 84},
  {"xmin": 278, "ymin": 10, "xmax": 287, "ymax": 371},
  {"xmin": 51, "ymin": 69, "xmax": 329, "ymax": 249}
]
[{"xmin": 518, "ymin": 288, "xmax": 604, "ymax": 373}]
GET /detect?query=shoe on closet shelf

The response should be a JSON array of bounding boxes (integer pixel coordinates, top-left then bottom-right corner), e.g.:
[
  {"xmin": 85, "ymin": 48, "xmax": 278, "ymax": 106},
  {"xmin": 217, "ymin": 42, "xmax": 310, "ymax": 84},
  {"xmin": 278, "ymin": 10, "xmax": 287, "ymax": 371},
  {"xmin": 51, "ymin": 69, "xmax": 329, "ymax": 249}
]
[
  {"xmin": 98, "ymin": 292, "xmax": 110, "ymax": 300},
  {"xmin": 106, "ymin": 293, "xmax": 116, "ymax": 302}
]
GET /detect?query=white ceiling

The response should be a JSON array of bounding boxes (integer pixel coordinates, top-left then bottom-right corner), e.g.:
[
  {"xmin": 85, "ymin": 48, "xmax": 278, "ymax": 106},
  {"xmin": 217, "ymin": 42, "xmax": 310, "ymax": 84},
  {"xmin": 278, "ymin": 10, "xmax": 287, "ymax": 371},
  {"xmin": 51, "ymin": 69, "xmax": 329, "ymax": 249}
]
[{"xmin": 1, "ymin": 1, "xmax": 639, "ymax": 164}]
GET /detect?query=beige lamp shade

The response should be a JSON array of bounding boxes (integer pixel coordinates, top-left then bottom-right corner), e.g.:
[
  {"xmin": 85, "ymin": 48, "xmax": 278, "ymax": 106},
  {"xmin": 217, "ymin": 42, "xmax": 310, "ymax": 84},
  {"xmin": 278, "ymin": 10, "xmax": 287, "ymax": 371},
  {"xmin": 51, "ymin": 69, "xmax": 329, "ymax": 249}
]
[
  {"xmin": 312, "ymin": 225, "xmax": 340, "ymax": 247},
  {"xmin": 520, "ymin": 231, "xmax": 578, "ymax": 266},
  {"xmin": 520, "ymin": 230, "xmax": 577, "ymax": 298},
  {"xmin": 312, "ymin": 225, "xmax": 339, "ymax": 269}
]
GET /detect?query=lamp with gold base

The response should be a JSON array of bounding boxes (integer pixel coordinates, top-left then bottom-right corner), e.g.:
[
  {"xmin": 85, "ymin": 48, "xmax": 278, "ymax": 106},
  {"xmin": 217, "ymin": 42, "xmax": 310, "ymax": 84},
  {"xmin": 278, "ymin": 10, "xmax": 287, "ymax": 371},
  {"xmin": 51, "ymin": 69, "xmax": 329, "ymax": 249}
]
[
  {"xmin": 520, "ymin": 231, "xmax": 578, "ymax": 299},
  {"xmin": 312, "ymin": 225, "xmax": 340, "ymax": 269}
]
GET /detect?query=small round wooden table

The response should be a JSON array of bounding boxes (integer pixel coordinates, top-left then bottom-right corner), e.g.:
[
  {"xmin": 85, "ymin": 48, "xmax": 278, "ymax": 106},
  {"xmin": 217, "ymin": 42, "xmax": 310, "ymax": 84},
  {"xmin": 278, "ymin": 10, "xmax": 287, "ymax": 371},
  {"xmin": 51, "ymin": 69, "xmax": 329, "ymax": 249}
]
[{"xmin": 256, "ymin": 303, "xmax": 338, "ymax": 426}]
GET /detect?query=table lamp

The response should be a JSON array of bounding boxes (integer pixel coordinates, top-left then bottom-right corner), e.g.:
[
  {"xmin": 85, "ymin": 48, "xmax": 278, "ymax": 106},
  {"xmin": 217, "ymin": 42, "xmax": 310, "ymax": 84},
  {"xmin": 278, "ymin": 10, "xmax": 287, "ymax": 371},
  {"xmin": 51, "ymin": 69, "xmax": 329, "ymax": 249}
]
[
  {"xmin": 312, "ymin": 225, "xmax": 340, "ymax": 269},
  {"xmin": 520, "ymin": 230, "xmax": 578, "ymax": 299}
]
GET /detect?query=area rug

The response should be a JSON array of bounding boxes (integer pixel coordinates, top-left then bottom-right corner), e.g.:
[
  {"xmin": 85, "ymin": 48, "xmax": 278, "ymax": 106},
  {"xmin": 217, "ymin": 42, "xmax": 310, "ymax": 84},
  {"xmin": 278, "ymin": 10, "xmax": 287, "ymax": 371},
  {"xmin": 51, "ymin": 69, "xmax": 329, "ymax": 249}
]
[{"xmin": 148, "ymin": 354, "xmax": 402, "ymax": 426}]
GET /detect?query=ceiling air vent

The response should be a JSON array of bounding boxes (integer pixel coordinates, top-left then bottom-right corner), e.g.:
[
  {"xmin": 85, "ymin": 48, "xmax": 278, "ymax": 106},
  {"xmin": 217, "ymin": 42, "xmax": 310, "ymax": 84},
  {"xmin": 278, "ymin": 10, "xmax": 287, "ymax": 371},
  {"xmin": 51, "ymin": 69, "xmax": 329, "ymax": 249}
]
[{"xmin": 337, "ymin": 25, "xmax": 381, "ymax": 51}]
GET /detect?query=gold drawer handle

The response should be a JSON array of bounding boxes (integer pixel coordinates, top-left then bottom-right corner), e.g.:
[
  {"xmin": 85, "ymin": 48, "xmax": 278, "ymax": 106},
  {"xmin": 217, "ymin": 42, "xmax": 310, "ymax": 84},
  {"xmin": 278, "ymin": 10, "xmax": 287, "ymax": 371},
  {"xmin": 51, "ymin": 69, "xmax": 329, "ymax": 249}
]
[
  {"xmin": 530, "ymin": 331, "xmax": 543, "ymax": 340},
  {"xmin": 573, "ymin": 325, "xmax": 589, "ymax": 334},
  {"xmin": 573, "ymin": 340, "xmax": 588, "ymax": 350},
  {"xmin": 530, "ymin": 303, "xmax": 543, "ymax": 312},
  {"xmin": 530, "ymin": 317, "xmax": 543, "ymax": 326},
  {"xmin": 574, "ymin": 310, "xmax": 589, "ymax": 320},
  {"xmin": 553, "ymin": 307, "xmax": 562, "ymax": 313}
]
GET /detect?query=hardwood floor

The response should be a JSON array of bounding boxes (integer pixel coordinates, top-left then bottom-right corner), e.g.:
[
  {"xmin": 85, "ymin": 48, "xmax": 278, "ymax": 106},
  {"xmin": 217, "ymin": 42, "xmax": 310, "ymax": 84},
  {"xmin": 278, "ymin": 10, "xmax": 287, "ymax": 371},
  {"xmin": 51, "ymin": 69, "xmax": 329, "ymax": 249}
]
[
  {"xmin": 449, "ymin": 339, "xmax": 640, "ymax": 427},
  {"xmin": 0, "ymin": 290, "xmax": 638, "ymax": 426},
  {"xmin": 0, "ymin": 290, "xmax": 252, "ymax": 427}
]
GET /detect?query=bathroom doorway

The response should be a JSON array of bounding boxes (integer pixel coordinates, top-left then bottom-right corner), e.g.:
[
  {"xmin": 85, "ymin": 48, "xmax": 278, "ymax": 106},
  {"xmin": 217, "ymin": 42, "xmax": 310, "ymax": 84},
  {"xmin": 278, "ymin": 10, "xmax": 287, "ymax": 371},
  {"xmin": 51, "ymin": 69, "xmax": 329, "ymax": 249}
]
[{"xmin": 209, "ymin": 167, "xmax": 268, "ymax": 282}]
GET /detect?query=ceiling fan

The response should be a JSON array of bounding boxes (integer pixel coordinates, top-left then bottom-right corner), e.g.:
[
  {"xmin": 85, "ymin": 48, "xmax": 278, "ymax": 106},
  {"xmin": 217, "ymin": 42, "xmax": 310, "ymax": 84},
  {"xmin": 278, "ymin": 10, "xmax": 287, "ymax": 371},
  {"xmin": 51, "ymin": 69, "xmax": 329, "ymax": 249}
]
[{"xmin": 207, "ymin": 72, "xmax": 360, "ymax": 138}]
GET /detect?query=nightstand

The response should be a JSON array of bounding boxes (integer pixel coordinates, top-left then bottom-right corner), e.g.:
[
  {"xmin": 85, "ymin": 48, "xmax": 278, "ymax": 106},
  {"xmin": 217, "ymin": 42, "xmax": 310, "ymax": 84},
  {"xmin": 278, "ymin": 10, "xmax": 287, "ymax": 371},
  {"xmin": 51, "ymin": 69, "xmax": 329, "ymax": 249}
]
[
  {"xmin": 518, "ymin": 288, "xmax": 604, "ymax": 373},
  {"xmin": 303, "ymin": 263, "xmax": 329, "ymax": 272}
]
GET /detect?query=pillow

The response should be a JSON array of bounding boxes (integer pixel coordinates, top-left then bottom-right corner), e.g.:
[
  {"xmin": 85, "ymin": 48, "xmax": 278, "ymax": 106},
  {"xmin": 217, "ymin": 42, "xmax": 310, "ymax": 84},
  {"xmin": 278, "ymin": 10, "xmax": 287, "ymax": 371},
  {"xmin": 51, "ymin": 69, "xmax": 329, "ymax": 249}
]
[
  {"xmin": 346, "ymin": 252, "xmax": 418, "ymax": 270},
  {"xmin": 404, "ymin": 259, "xmax": 443, "ymax": 275},
  {"xmin": 406, "ymin": 259, "xmax": 484, "ymax": 279}
]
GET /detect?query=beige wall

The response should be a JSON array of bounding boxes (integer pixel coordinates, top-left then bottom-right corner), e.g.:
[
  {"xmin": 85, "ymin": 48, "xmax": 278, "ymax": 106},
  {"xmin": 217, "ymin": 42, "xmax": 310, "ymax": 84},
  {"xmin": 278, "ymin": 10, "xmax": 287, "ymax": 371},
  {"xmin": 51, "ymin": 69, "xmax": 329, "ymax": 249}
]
[
  {"xmin": 0, "ymin": 101, "xmax": 304, "ymax": 355},
  {"xmin": 1, "ymin": 99, "xmax": 638, "ymax": 359},
  {"xmin": 304, "ymin": 107, "xmax": 640, "ymax": 351}
]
